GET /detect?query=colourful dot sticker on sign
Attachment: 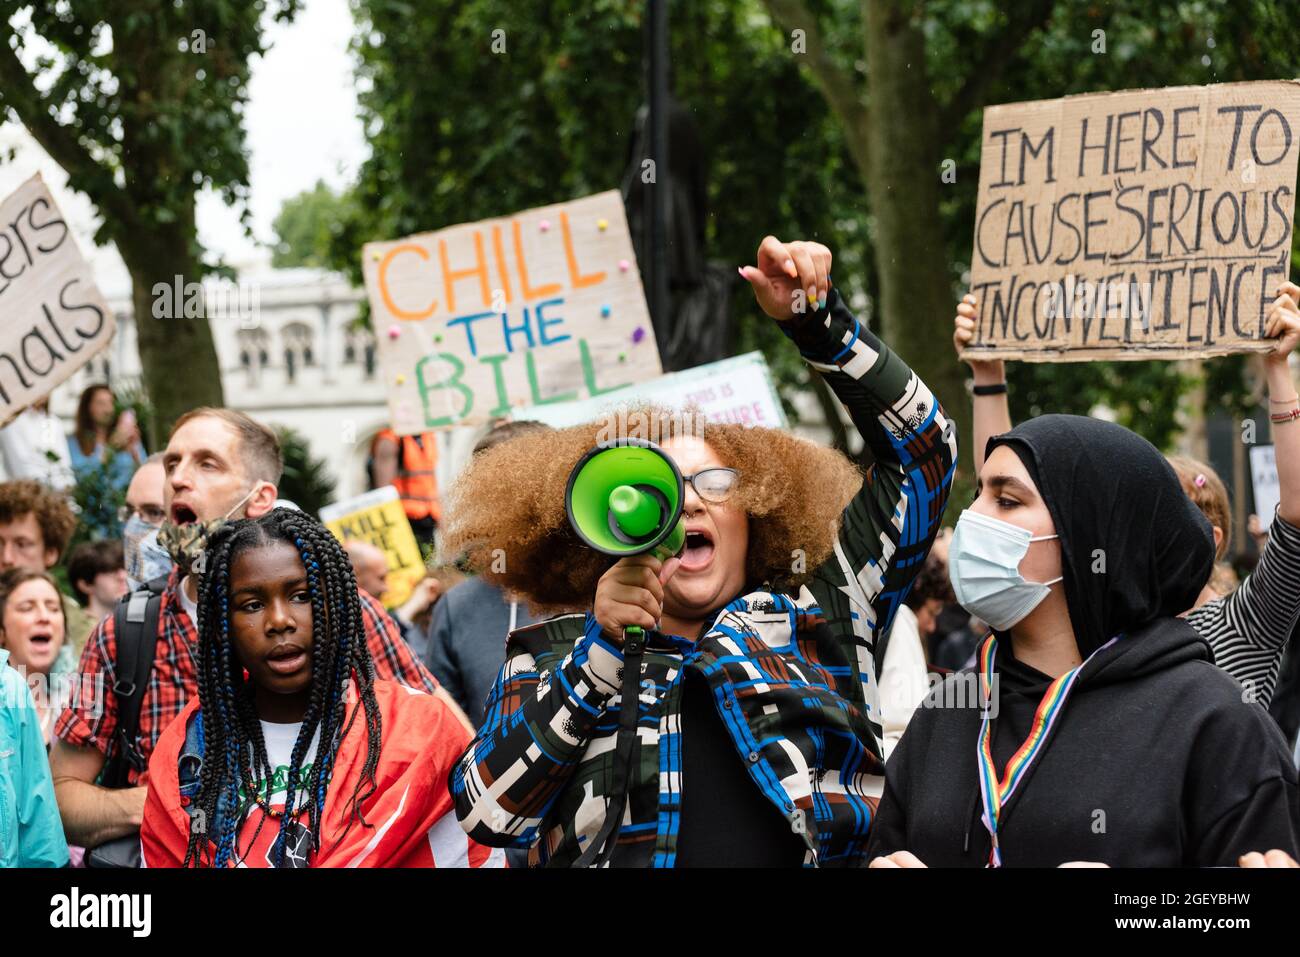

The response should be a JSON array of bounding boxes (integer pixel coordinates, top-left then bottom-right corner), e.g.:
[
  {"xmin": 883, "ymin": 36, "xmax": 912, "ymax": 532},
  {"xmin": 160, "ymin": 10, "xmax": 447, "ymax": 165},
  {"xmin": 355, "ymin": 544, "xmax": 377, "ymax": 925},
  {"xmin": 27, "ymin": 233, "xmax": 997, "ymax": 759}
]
[
  {"xmin": 539, "ymin": 219, "xmax": 551, "ymax": 232},
  {"xmin": 395, "ymin": 374, "xmax": 406, "ymax": 385},
  {"xmin": 618, "ymin": 353, "xmax": 627, "ymax": 363},
  {"xmin": 387, "ymin": 324, "xmax": 401, "ymax": 339},
  {"xmin": 618, "ymin": 259, "xmax": 631, "ymax": 272},
  {"xmin": 434, "ymin": 334, "xmax": 443, "ymax": 343},
  {"xmin": 631, "ymin": 326, "xmax": 646, "ymax": 344},
  {"xmin": 597, "ymin": 218, "xmax": 609, "ymax": 231},
  {"xmin": 600, "ymin": 305, "xmax": 611, "ymax": 318}
]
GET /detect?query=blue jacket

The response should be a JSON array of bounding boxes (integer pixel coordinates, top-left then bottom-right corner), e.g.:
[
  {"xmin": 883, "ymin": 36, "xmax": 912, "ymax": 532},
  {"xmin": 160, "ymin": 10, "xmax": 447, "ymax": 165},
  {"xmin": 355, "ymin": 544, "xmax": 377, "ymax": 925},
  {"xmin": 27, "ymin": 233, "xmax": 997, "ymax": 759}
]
[{"xmin": 0, "ymin": 650, "xmax": 69, "ymax": 867}]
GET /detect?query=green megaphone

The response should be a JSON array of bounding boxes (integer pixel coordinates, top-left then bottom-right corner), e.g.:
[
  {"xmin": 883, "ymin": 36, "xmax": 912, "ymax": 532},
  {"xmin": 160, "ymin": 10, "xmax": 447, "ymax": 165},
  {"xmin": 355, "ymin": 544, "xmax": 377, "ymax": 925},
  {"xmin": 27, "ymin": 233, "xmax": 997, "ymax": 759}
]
[{"xmin": 565, "ymin": 438, "xmax": 687, "ymax": 562}]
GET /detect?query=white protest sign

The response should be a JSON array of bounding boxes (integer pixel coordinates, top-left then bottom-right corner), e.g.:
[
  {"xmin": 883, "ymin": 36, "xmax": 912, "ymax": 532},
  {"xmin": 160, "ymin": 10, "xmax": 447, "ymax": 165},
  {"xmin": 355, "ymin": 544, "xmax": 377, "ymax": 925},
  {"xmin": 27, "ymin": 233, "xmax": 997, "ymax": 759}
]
[
  {"xmin": 514, "ymin": 351, "xmax": 787, "ymax": 430},
  {"xmin": 1250, "ymin": 443, "xmax": 1279, "ymax": 531},
  {"xmin": 362, "ymin": 190, "xmax": 663, "ymax": 435},
  {"xmin": 0, "ymin": 174, "xmax": 115, "ymax": 425}
]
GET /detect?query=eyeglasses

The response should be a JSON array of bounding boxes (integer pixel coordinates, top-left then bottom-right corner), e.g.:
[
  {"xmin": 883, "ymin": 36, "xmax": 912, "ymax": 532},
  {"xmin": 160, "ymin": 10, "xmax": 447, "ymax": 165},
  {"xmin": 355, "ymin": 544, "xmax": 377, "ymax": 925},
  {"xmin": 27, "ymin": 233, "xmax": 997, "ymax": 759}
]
[
  {"xmin": 682, "ymin": 468, "xmax": 740, "ymax": 504},
  {"xmin": 118, "ymin": 504, "xmax": 167, "ymax": 526}
]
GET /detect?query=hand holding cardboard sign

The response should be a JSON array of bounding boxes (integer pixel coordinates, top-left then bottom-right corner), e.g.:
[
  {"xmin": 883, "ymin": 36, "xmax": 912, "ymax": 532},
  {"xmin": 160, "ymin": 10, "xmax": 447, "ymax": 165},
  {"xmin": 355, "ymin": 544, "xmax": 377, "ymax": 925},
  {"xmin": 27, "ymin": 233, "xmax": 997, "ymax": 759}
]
[
  {"xmin": 1264, "ymin": 281, "xmax": 1300, "ymax": 365},
  {"xmin": 740, "ymin": 236, "xmax": 832, "ymax": 322},
  {"xmin": 954, "ymin": 294, "xmax": 1006, "ymax": 383}
]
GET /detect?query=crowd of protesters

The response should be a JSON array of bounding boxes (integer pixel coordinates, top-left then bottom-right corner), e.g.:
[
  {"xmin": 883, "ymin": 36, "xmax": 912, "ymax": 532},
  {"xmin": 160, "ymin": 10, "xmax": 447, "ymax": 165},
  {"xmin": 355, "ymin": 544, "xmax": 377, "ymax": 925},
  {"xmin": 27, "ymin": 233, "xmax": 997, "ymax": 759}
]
[{"xmin": 0, "ymin": 236, "xmax": 1297, "ymax": 868}]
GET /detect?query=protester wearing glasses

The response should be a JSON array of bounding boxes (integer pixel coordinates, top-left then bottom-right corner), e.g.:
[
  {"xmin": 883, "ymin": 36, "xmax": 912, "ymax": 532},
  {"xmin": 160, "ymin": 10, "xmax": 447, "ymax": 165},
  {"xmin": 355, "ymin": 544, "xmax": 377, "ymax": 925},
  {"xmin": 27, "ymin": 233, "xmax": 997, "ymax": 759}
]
[
  {"xmin": 122, "ymin": 453, "xmax": 167, "ymax": 529},
  {"xmin": 443, "ymin": 237, "xmax": 957, "ymax": 867}
]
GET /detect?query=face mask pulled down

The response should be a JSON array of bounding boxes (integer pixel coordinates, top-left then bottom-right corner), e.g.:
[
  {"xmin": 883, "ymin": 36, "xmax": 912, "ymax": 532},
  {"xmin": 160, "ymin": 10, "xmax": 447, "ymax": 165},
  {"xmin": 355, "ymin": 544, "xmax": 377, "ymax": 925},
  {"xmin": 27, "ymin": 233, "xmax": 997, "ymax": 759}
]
[
  {"xmin": 947, "ymin": 509, "xmax": 1062, "ymax": 632},
  {"xmin": 156, "ymin": 484, "xmax": 263, "ymax": 579}
]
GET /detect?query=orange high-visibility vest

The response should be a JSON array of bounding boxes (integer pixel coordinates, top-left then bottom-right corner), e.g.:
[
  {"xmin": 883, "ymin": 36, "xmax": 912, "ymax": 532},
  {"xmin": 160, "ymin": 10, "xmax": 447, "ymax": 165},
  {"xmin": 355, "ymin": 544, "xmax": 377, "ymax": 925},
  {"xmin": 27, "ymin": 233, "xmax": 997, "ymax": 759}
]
[{"xmin": 374, "ymin": 429, "xmax": 441, "ymax": 522}]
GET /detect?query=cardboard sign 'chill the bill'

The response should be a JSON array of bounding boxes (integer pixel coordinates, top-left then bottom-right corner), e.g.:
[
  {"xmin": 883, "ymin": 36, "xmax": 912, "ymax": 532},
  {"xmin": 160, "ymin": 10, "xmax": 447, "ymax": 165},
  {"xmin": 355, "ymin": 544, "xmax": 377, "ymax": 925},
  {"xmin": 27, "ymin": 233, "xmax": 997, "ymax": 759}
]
[
  {"xmin": 0, "ymin": 174, "xmax": 116, "ymax": 424},
  {"xmin": 362, "ymin": 191, "xmax": 662, "ymax": 434},
  {"xmin": 319, "ymin": 486, "xmax": 424, "ymax": 608},
  {"xmin": 965, "ymin": 81, "xmax": 1300, "ymax": 362}
]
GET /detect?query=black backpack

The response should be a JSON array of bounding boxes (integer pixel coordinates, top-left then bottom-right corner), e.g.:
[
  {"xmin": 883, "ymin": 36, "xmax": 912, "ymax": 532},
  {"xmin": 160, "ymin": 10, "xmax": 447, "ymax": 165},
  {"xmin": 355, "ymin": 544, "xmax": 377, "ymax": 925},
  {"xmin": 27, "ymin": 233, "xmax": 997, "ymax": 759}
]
[
  {"xmin": 100, "ymin": 574, "xmax": 170, "ymax": 788},
  {"xmin": 84, "ymin": 574, "xmax": 169, "ymax": 869}
]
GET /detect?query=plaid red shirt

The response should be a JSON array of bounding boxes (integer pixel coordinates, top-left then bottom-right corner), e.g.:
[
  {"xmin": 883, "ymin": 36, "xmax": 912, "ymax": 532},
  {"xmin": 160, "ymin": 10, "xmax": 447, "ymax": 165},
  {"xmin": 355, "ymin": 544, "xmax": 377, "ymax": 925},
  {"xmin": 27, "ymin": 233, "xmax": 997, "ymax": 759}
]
[{"xmin": 55, "ymin": 568, "xmax": 437, "ymax": 785}]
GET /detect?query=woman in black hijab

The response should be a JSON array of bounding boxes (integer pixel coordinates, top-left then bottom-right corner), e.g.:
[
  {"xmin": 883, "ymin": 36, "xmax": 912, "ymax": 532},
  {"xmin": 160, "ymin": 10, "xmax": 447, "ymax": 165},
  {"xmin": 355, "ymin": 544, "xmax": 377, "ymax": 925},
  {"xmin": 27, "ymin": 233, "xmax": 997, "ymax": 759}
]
[{"xmin": 867, "ymin": 415, "xmax": 1300, "ymax": 867}]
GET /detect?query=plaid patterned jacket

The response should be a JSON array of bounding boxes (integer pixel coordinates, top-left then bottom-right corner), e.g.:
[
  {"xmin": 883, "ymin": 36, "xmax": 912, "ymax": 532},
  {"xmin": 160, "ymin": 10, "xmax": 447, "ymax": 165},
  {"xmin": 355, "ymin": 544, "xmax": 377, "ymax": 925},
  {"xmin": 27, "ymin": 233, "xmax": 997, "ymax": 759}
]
[
  {"xmin": 55, "ymin": 568, "xmax": 439, "ymax": 785},
  {"xmin": 451, "ymin": 288, "xmax": 957, "ymax": 866}
]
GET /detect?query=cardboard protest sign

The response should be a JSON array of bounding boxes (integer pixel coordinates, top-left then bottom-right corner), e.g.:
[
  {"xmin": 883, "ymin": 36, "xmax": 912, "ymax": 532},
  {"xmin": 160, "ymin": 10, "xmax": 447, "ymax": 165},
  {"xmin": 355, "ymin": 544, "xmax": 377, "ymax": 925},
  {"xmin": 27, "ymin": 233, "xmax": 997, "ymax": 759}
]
[
  {"xmin": 0, "ymin": 174, "xmax": 116, "ymax": 425},
  {"xmin": 515, "ymin": 351, "xmax": 787, "ymax": 430},
  {"xmin": 320, "ymin": 486, "xmax": 424, "ymax": 608},
  {"xmin": 1250, "ymin": 443, "xmax": 1279, "ymax": 532},
  {"xmin": 362, "ymin": 191, "xmax": 662, "ymax": 434},
  {"xmin": 965, "ymin": 81, "xmax": 1300, "ymax": 362}
]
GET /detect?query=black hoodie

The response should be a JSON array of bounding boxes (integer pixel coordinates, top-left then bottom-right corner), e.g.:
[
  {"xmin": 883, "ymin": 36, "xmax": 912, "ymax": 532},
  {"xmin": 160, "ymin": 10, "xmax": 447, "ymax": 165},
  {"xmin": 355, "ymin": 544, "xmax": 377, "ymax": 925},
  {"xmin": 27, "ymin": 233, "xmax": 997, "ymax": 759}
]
[{"xmin": 868, "ymin": 415, "xmax": 1300, "ymax": 866}]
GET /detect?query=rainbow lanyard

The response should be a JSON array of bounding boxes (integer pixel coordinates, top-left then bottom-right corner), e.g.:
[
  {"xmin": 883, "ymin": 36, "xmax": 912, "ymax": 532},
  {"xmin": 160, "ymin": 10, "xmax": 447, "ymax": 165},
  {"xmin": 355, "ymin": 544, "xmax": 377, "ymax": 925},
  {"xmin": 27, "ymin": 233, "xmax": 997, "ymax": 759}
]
[{"xmin": 975, "ymin": 633, "xmax": 1118, "ymax": 867}]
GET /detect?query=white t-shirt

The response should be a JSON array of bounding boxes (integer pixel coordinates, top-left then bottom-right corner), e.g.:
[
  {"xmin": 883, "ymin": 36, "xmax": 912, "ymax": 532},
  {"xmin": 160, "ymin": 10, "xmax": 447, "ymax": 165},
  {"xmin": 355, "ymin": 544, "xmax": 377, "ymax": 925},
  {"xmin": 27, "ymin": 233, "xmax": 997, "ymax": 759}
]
[
  {"xmin": 0, "ymin": 406, "xmax": 74, "ymax": 488},
  {"xmin": 250, "ymin": 721, "xmax": 321, "ymax": 808},
  {"xmin": 878, "ymin": 605, "xmax": 931, "ymax": 760},
  {"xmin": 229, "ymin": 721, "xmax": 321, "ymax": 868},
  {"xmin": 177, "ymin": 578, "xmax": 199, "ymax": 625}
]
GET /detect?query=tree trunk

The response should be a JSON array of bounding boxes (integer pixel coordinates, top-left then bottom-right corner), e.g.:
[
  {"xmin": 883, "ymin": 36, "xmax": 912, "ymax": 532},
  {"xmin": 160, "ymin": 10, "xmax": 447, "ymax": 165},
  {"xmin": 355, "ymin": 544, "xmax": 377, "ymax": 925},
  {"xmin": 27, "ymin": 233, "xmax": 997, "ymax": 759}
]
[
  {"xmin": 109, "ymin": 18, "xmax": 225, "ymax": 442},
  {"xmin": 117, "ymin": 214, "xmax": 225, "ymax": 441},
  {"xmin": 861, "ymin": 1, "xmax": 971, "ymax": 482}
]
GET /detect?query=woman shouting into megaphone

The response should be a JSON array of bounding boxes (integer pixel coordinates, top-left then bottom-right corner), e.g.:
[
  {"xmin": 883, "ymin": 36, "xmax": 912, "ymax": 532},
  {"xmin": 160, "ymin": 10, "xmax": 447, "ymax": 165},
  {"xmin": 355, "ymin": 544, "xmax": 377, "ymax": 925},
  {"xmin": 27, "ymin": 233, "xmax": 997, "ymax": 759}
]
[{"xmin": 442, "ymin": 237, "xmax": 957, "ymax": 867}]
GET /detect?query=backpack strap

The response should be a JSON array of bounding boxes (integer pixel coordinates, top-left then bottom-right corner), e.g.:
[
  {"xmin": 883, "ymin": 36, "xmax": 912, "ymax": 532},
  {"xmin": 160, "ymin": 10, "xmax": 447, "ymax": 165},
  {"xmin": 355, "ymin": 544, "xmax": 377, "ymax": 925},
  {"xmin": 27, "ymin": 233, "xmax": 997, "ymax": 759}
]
[
  {"xmin": 567, "ymin": 630, "xmax": 645, "ymax": 868},
  {"xmin": 103, "ymin": 575, "xmax": 167, "ymax": 788}
]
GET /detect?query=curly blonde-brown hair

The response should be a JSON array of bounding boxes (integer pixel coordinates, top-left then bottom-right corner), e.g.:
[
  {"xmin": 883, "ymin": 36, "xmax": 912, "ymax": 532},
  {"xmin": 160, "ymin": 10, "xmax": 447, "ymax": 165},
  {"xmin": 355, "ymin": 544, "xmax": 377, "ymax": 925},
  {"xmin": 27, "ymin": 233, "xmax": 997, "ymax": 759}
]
[
  {"xmin": 440, "ymin": 405, "xmax": 863, "ymax": 614},
  {"xmin": 0, "ymin": 480, "xmax": 77, "ymax": 559}
]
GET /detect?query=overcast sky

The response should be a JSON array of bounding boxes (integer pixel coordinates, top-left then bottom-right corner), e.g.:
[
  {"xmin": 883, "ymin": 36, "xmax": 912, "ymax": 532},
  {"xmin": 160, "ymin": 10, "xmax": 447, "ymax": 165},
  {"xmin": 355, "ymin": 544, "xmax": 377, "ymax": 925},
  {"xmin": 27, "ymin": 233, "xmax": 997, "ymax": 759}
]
[{"xmin": 0, "ymin": 0, "xmax": 367, "ymax": 297}]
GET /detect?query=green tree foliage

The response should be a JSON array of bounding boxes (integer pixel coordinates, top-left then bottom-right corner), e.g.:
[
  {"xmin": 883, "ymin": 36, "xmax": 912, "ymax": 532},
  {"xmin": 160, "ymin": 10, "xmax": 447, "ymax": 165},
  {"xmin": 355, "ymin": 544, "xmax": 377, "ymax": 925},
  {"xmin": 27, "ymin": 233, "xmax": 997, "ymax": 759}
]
[
  {"xmin": 0, "ymin": 1, "xmax": 300, "ymax": 433},
  {"xmin": 68, "ymin": 458, "xmax": 125, "ymax": 546},
  {"xmin": 275, "ymin": 426, "xmax": 336, "ymax": 516},
  {"xmin": 271, "ymin": 179, "xmax": 354, "ymax": 268},
  {"xmin": 330, "ymin": 0, "xmax": 1295, "ymax": 463},
  {"xmin": 332, "ymin": 0, "xmax": 871, "ymax": 444}
]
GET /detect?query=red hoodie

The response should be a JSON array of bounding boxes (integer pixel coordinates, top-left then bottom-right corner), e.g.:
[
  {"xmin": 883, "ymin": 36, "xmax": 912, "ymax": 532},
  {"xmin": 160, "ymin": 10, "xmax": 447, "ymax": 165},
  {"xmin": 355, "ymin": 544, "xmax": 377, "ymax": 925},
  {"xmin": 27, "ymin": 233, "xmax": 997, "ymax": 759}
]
[{"xmin": 141, "ymin": 678, "xmax": 503, "ymax": 868}]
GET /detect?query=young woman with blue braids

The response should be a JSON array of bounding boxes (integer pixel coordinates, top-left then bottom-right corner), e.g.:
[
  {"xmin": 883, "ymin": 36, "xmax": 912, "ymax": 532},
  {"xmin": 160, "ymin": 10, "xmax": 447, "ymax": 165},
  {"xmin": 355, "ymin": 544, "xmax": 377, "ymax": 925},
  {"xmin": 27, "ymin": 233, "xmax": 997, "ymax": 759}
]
[{"xmin": 140, "ymin": 508, "xmax": 502, "ymax": 868}]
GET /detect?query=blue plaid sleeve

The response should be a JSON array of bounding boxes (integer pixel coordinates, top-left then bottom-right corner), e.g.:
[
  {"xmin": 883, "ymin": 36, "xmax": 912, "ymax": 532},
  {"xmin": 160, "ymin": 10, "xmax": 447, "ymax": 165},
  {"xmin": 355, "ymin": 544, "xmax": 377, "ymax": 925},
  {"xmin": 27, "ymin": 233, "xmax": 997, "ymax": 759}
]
[
  {"xmin": 450, "ymin": 616, "xmax": 624, "ymax": 847},
  {"xmin": 782, "ymin": 286, "xmax": 957, "ymax": 685}
]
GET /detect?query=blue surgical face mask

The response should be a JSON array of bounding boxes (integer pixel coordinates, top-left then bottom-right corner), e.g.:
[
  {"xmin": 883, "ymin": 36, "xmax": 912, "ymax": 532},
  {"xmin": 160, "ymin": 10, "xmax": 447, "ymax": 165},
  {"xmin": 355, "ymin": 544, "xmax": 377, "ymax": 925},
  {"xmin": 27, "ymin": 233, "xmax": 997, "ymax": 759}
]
[
  {"xmin": 124, "ymin": 515, "xmax": 173, "ymax": 591},
  {"xmin": 947, "ymin": 509, "xmax": 1062, "ymax": 631}
]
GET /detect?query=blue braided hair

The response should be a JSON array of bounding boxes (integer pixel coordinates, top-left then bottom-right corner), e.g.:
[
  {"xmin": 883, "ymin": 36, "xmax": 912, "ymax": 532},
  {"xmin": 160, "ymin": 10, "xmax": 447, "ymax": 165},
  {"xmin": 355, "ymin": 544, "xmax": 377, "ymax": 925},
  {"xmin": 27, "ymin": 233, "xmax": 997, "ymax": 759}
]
[{"xmin": 183, "ymin": 507, "xmax": 383, "ymax": 868}]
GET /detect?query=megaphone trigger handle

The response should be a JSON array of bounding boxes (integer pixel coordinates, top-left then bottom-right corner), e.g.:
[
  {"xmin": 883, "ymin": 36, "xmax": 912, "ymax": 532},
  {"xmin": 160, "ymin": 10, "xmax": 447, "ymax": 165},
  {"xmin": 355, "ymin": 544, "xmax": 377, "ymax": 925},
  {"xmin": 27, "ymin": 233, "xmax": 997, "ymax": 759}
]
[{"xmin": 622, "ymin": 624, "xmax": 646, "ymax": 655}]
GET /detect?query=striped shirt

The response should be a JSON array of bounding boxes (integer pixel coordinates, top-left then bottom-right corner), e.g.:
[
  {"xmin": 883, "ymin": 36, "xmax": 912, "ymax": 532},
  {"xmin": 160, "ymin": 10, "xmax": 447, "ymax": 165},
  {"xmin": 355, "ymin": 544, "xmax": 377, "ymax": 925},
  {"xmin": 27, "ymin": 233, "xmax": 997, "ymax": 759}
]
[
  {"xmin": 1186, "ymin": 510, "xmax": 1300, "ymax": 709},
  {"xmin": 450, "ymin": 288, "xmax": 957, "ymax": 866}
]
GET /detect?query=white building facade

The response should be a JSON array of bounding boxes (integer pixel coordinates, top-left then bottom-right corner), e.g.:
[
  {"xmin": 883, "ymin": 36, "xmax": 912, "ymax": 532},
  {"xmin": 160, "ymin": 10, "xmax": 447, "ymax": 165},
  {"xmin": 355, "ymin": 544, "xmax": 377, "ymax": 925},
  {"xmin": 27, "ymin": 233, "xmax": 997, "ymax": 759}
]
[{"xmin": 48, "ymin": 266, "xmax": 480, "ymax": 502}]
